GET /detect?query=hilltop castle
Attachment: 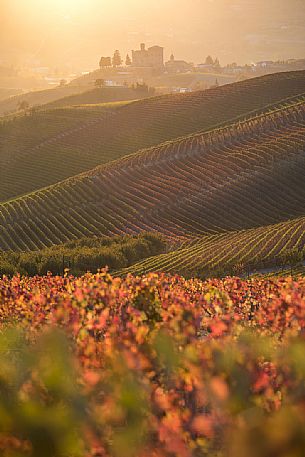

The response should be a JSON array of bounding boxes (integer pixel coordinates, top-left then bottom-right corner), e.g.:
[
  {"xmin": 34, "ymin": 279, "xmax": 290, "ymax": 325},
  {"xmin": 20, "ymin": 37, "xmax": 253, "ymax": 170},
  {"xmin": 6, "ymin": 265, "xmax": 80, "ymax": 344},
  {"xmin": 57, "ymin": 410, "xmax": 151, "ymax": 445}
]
[{"xmin": 131, "ymin": 43, "xmax": 164, "ymax": 69}]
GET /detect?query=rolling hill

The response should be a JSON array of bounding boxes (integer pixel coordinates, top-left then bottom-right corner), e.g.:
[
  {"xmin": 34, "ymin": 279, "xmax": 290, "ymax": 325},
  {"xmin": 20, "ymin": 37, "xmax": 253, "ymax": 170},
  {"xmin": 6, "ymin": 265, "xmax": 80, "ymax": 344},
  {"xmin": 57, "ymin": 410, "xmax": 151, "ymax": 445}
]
[
  {"xmin": 1, "ymin": 70, "xmax": 305, "ymax": 203},
  {"xmin": 0, "ymin": 102, "xmax": 133, "ymax": 201},
  {"xmin": 0, "ymin": 84, "xmax": 88, "ymax": 116},
  {"xmin": 0, "ymin": 88, "xmax": 22, "ymax": 102},
  {"xmin": 43, "ymin": 87, "xmax": 149, "ymax": 109},
  {"xmin": 121, "ymin": 216, "xmax": 305, "ymax": 277},
  {"xmin": 0, "ymin": 97, "xmax": 304, "ymax": 273}
]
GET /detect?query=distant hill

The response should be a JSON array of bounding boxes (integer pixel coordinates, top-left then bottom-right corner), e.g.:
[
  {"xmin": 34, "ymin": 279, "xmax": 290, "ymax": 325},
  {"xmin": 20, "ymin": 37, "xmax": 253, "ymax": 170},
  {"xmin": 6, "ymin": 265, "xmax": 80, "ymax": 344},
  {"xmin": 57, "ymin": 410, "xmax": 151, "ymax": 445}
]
[
  {"xmin": 0, "ymin": 78, "xmax": 151, "ymax": 116},
  {"xmin": 1, "ymin": 70, "xmax": 305, "ymax": 203},
  {"xmin": 0, "ymin": 99, "xmax": 304, "ymax": 261},
  {"xmin": 68, "ymin": 66, "xmax": 236, "ymax": 91},
  {"xmin": 0, "ymin": 88, "xmax": 22, "ymax": 102},
  {"xmin": 147, "ymin": 72, "xmax": 236, "ymax": 90},
  {"xmin": 0, "ymin": 85, "xmax": 88, "ymax": 116},
  {"xmin": 44, "ymin": 87, "xmax": 149, "ymax": 109}
]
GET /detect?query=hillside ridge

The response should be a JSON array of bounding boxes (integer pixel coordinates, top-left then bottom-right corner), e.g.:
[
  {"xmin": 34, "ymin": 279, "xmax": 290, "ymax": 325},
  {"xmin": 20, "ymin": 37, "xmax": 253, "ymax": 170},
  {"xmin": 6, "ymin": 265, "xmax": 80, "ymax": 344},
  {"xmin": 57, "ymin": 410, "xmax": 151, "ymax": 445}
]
[
  {"xmin": 0, "ymin": 99, "xmax": 304, "ymax": 253},
  {"xmin": 1, "ymin": 70, "xmax": 305, "ymax": 202},
  {"xmin": 3, "ymin": 96, "xmax": 304, "ymax": 205},
  {"xmin": 118, "ymin": 215, "xmax": 305, "ymax": 276}
]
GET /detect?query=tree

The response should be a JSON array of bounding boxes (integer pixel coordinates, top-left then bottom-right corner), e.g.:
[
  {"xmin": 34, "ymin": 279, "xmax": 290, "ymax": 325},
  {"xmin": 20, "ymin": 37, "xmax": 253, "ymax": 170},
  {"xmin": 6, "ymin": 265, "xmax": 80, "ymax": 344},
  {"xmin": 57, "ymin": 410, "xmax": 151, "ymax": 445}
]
[
  {"xmin": 232, "ymin": 262, "xmax": 245, "ymax": 277},
  {"xmin": 210, "ymin": 78, "xmax": 219, "ymax": 89},
  {"xmin": 95, "ymin": 79, "xmax": 105, "ymax": 89},
  {"xmin": 112, "ymin": 50, "xmax": 122, "ymax": 67},
  {"xmin": 214, "ymin": 57, "xmax": 220, "ymax": 68},
  {"xmin": 135, "ymin": 82, "xmax": 149, "ymax": 94},
  {"xmin": 99, "ymin": 57, "xmax": 111, "ymax": 68},
  {"xmin": 280, "ymin": 249, "xmax": 303, "ymax": 275},
  {"xmin": 125, "ymin": 54, "xmax": 131, "ymax": 66},
  {"xmin": 17, "ymin": 100, "xmax": 30, "ymax": 112},
  {"xmin": 205, "ymin": 55, "xmax": 214, "ymax": 65},
  {"xmin": 29, "ymin": 105, "xmax": 39, "ymax": 116}
]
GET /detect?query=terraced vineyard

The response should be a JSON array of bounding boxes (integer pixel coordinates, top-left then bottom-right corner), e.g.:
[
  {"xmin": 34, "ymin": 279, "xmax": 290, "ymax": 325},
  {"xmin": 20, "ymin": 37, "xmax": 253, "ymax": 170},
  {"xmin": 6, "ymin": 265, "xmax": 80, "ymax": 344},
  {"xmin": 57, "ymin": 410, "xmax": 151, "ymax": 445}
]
[
  {"xmin": 0, "ymin": 103, "xmax": 130, "ymax": 201},
  {"xmin": 0, "ymin": 98, "xmax": 304, "ymax": 276},
  {"xmin": 122, "ymin": 216, "xmax": 305, "ymax": 276},
  {"xmin": 1, "ymin": 70, "xmax": 305, "ymax": 202}
]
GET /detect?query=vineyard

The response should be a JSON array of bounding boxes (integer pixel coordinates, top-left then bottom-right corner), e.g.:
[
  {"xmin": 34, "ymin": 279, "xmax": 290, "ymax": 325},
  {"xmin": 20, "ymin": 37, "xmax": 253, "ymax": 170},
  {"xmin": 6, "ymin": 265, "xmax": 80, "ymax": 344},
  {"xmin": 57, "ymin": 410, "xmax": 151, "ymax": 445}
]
[
  {"xmin": 0, "ymin": 272, "xmax": 304, "ymax": 456},
  {"xmin": 122, "ymin": 216, "xmax": 305, "ymax": 277},
  {"xmin": 1, "ymin": 70, "xmax": 305, "ymax": 201},
  {"xmin": 1, "ymin": 62, "xmax": 305, "ymax": 456},
  {"xmin": 0, "ymin": 96, "xmax": 304, "ymax": 276},
  {"xmin": 0, "ymin": 102, "xmax": 130, "ymax": 201}
]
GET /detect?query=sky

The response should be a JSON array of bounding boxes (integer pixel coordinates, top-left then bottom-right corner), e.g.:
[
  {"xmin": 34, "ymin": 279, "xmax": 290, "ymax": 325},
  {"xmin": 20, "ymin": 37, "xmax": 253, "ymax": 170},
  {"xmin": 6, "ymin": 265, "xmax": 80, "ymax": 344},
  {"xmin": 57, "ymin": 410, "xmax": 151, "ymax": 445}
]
[{"xmin": 0, "ymin": 0, "xmax": 305, "ymax": 70}]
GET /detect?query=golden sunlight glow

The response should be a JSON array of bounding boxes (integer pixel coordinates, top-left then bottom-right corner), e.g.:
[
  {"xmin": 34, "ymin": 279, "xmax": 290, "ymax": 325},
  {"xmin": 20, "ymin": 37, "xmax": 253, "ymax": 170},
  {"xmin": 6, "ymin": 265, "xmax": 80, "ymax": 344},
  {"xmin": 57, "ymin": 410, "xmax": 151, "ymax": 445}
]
[
  {"xmin": 24, "ymin": 0, "xmax": 125, "ymax": 24},
  {"xmin": 40, "ymin": 0, "xmax": 90, "ymax": 14},
  {"xmin": 2, "ymin": 0, "xmax": 304, "ymax": 69}
]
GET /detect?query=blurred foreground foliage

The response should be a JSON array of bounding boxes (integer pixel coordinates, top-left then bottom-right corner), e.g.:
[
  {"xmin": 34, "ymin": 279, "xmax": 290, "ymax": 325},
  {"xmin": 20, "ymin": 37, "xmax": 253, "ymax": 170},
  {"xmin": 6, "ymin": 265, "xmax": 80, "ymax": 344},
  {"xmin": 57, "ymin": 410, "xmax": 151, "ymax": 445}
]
[{"xmin": 0, "ymin": 271, "xmax": 305, "ymax": 456}]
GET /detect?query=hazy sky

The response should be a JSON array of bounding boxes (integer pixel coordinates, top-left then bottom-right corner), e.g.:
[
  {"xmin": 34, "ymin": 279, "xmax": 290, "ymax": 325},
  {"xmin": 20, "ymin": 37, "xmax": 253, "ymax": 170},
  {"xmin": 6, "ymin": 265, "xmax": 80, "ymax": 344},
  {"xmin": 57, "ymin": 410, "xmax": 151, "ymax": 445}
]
[{"xmin": 1, "ymin": 0, "xmax": 305, "ymax": 70}]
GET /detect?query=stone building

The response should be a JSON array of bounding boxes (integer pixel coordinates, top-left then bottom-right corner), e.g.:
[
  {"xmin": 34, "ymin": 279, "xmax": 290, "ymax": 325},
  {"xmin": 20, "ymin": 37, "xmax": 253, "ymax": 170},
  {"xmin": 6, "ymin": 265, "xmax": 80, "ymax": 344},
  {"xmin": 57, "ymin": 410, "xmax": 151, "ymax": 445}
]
[{"xmin": 131, "ymin": 43, "xmax": 164, "ymax": 69}]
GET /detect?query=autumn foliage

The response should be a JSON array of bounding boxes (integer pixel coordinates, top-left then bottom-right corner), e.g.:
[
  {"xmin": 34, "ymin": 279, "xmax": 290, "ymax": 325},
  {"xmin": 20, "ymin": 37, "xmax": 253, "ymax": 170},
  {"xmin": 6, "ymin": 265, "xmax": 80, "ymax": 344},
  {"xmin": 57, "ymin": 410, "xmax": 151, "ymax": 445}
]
[{"xmin": 0, "ymin": 271, "xmax": 304, "ymax": 456}]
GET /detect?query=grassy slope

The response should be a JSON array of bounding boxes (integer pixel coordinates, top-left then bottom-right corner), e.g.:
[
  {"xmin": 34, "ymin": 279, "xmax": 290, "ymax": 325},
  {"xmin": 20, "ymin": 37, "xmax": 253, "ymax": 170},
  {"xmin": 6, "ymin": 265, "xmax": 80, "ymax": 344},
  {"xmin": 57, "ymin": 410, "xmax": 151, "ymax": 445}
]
[
  {"xmin": 1, "ymin": 70, "xmax": 305, "ymax": 202},
  {"xmin": 0, "ymin": 85, "xmax": 89, "ymax": 116},
  {"xmin": 148, "ymin": 72, "xmax": 236, "ymax": 89},
  {"xmin": 0, "ymin": 99, "xmax": 304, "ymax": 259},
  {"xmin": 44, "ymin": 87, "xmax": 147, "ymax": 109}
]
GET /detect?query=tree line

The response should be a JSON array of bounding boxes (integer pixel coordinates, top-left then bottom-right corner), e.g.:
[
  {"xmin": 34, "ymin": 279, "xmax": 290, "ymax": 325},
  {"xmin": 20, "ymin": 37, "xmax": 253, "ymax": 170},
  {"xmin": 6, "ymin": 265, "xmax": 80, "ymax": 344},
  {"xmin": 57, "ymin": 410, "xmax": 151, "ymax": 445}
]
[
  {"xmin": 0, "ymin": 232, "xmax": 166, "ymax": 277},
  {"xmin": 99, "ymin": 50, "xmax": 131, "ymax": 69}
]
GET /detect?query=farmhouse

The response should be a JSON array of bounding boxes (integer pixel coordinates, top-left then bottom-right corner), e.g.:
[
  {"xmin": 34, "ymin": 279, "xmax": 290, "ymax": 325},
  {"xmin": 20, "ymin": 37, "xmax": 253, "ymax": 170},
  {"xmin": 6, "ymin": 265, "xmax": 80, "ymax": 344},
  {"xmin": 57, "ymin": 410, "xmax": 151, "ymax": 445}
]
[{"xmin": 256, "ymin": 60, "xmax": 274, "ymax": 68}]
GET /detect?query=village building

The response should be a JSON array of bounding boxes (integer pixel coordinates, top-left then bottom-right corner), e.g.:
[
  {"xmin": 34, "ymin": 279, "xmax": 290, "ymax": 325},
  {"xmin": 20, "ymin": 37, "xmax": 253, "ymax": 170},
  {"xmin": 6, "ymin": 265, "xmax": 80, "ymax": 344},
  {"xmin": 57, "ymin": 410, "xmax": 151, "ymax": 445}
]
[
  {"xmin": 196, "ymin": 63, "xmax": 215, "ymax": 72},
  {"xmin": 256, "ymin": 60, "xmax": 274, "ymax": 67},
  {"xmin": 165, "ymin": 54, "xmax": 193, "ymax": 73}
]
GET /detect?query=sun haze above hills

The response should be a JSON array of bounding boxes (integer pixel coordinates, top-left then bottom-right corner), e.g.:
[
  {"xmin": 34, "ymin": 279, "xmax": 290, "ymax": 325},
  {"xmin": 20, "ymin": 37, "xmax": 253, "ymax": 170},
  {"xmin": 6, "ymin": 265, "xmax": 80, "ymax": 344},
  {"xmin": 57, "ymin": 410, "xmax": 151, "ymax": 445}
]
[{"xmin": 1, "ymin": 0, "xmax": 305, "ymax": 69}]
